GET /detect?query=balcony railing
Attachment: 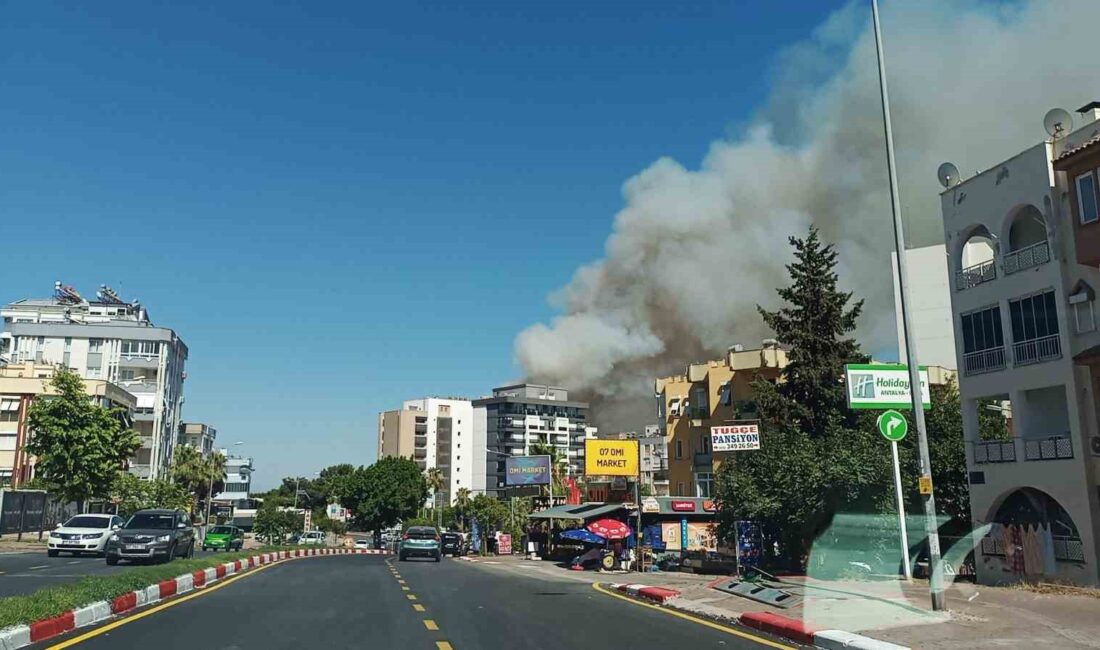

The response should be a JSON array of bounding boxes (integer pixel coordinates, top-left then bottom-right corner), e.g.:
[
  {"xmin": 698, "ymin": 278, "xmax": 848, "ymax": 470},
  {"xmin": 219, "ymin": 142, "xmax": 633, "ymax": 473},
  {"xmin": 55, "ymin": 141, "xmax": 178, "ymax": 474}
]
[
  {"xmin": 693, "ymin": 452, "xmax": 712, "ymax": 468},
  {"xmin": 1024, "ymin": 435, "xmax": 1073, "ymax": 461},
  {"xmin": 687, "ymin": 407, "xmax": 709, "ymax": 420},
  {"xmin": 1013, "ymin": 334, "xmax": 1061, "ymax": 366},
  {"xmin": 972, "ymin": 439, "xmax": 1015, "ymax": 464},
  {"xmin": 1003, "ymin": 240, "xmax": 1050, "ymax": 275},
  {"xmin": 956, "ymin": 260, "xmax": 996, "ymax": 290},
  {"xmin": 963, "ymin": 346, "xmax": 1006, "ymax": 376}
]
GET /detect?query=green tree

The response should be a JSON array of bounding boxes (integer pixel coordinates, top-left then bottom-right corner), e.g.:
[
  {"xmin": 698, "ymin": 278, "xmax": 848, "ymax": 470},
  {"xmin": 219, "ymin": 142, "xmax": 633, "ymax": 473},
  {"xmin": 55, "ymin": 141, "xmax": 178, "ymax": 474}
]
[
  {"xmin": 339, "ymin": 457, "xmax": 428, "ymax": 533},
  {"xmin": 466, "ymin": 493, "xmax": 510, "ymax": 554},
  {"xmin": 452, "ymin": 487, "xmax": 472, "ymax": 531},
  {"xmin": 26, "ymin": 368, "xmax": 141, "ymax": 509},
  {"xmin": 315, "ymin": 464, "xmax": 356, "ymax": 501},
  {"xmin": 715, "ymin": 227, "xmax": 887, "ymax": 568},
  {"xmin": 110, "ymin": 472, "xmax": 193, "ymax": 517},
  {"xmin": 425, "ymin": 467, "xmax": 446, "ymax": 527}
]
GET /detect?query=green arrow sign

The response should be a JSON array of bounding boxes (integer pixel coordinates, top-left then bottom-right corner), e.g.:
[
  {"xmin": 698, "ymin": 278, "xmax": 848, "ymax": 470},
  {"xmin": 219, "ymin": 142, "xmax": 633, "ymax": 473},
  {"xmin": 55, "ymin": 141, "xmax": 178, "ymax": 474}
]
[{"xmin": 877, "ymin": 410, "xmax": 908, "ymax": 442}]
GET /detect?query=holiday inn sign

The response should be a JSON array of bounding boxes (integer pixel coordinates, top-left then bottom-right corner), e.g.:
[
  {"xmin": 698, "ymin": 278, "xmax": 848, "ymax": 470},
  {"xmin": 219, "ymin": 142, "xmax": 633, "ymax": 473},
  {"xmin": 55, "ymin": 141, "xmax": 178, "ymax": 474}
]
[{"xmin": 844, "ymin": 364, "xmax": 930, "ymax": 410}]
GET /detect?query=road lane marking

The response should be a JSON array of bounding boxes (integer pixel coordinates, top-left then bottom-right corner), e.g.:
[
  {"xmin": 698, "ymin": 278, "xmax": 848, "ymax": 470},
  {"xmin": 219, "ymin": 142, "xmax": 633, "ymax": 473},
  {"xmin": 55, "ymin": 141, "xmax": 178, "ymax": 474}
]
[
  {"xmin": 68, "ymin": 561, "xmax": 81, "ymax": 565},
  {"xmin": 402, "ymin": 586, "xmax": 410, "ymax": 591},
  {"xmin": 423, "ymin": 620, "xmax": 439, "ymax": 631},
  {"xmin": 407, "ymin": 594, "xmax": 417, "ymax": 600},
  {"xmin": 398, "ymin": 579, "xmax": 406, "ymax": 584},
  {"xmin": 590, "ymin": 583, "xmax": 795, "ymax": 650},
  {"xmin": 436, "ymin": 642, "xmax": 453, "ymax": 650},
  {"xmin": 46, "ymin": 558, "xmax": 287, "ymax": 649},
  {"xmin": 29, "ymin": 565, "xmax": 48, "ymax": 570},
  {"xmin": 413, "ymin": 604, "xmax": 425, "ymax": 612}
]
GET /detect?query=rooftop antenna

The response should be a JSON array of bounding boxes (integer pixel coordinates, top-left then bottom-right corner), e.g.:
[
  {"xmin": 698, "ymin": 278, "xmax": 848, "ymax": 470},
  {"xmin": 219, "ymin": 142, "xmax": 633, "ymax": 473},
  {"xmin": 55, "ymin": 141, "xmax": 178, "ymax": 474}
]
[
  {"xmin": 54, "ymin": 281, "xmax": 83, "ymax": 305},
  {"xmin": 936, "ymin": 162, "xmax": 961, "ymax": 188},
  {"xmin": 1044, "ymin": 107, "xmax": 1073, "ymax": 140}
]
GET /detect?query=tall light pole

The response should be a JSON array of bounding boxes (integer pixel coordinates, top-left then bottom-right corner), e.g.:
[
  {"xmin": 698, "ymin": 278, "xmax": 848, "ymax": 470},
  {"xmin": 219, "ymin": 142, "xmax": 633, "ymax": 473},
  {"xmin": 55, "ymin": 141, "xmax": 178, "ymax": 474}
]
[{"xmin": 871, "ymin": 0, "xmax": 945, "ymax": 611}]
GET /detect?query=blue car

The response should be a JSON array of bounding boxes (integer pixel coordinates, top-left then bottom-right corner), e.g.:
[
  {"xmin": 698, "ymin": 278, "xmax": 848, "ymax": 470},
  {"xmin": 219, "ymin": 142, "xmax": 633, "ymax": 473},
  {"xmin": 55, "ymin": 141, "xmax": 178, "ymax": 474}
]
[{"xmin": 399, "ymin": 526, "xmax": 442, "ymax": 562}]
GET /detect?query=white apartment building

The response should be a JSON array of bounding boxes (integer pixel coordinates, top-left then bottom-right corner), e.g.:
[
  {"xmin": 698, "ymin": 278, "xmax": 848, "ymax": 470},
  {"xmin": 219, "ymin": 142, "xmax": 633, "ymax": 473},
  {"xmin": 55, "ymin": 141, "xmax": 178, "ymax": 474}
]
[
  {"xmin": 399, "ymin": 397, "xmax": 479, "ymax": 507},
  {"xmin": 213, "ymin": 452, "xmax": 254, "ymax": 502},
  {"xmin": 891, "ymin": 245, "xmax": 958, "ymax": 369},
  {"xmin": 0, "ymin": 284, "xmax": 188, "ymax": 479},
  {"xmin": 473, "ymin": 384, "xmax": 597, "ymax": 499},
  {"xmin": 941, "ymin": 105, "xmax": 1100, "ymax": 586}
]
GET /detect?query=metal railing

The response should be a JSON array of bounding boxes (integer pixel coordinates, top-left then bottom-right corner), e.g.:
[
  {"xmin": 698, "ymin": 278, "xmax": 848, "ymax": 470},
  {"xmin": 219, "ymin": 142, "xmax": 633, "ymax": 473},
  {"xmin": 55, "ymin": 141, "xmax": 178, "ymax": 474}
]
[
  {"xmin": 1003, "ymin": 240, "xmax": 1050, "ymax": 274},
  {"xmin": 1053, "ymin": 536, "xmax": 1086, "ymax": 562},
  {"xmin": 1023, "ymin": 435, "xmax": 1073, "ymax": 461},
  {"xmin": 956, "ymin": 260, "xmax": 996, "ymax": 290},
  {"xmin": 693, "ymin": 452, "xmax": 712, "ymax": 467},
  {"xmin": 1013, "ymin": 334, "xmax": 1061, "ymax": 366},
  {"xmin": 963, "ymin": 346, "xmax": 1006, "ymax": 376},
  {"xmin": 972, "ymin": 439, "xmax": 1016, "ymax": 464}
]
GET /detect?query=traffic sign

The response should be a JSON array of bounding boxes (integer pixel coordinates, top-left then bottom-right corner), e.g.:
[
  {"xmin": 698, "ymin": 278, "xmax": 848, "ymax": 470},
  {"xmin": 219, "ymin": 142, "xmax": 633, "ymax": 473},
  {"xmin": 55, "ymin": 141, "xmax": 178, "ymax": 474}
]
[{"xmin": 877, "ymin": 410, "xmax": 908, "ymax": 442}]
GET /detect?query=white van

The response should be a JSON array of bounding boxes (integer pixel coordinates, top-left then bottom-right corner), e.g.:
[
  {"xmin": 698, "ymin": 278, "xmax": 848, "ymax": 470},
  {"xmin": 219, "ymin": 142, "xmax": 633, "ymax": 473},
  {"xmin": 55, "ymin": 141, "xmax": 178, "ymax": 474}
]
[{"xmin": 299, "ymin": 531, "xmax": 325, "ymax": 545}]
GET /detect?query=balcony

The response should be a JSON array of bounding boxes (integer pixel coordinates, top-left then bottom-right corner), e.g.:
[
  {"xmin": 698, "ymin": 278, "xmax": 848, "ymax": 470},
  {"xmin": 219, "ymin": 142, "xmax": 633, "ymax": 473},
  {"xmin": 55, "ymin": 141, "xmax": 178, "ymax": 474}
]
[
  {"xmin": 956, "ymin": 260, "xmax": 997, "ymax": 291},
  {"xmin": 1023, "ymin": 435, "xmax": 1073, "ymax": 461},
  {"xmin": 413, "ymin": 448, "xmax": 427, "ymax": 459},
  {"xmin": 1003, "ymin": 241, "xmax": 1050, "ymax": 275},
  {"xmin": 693, "ymin": 452, "xmax": 712, "ymax": 468},
  {"xmin": 963, "ymin": 347, "xmax": 1006, "ymax": 376},
  {"xmin": 1012, "ymin": 334, "xmax": 1061, "ymax": 366},
  {"xmin": 972, "ymin": 439, "xmax": 1015, "ymax": 464}
]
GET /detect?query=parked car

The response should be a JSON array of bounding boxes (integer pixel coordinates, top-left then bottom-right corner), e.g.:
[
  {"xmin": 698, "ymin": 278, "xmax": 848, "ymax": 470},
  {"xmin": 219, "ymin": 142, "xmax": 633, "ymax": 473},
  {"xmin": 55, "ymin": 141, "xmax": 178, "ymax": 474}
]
[
  {"xmin": 440, "ymin": 532, "xmax": 466, "ymax": 557},
  {"xmin": 48, "ymin": 514, "xmax": 125, "ymax": 557},
  {"xmin": 399, "ymin": 526, "xmax": 441, "ymax": 562},
  {"xmin": 203, "ymin": 525, "xmax": 244, "ymax": 552},
  {"xmin": 105, "ymin": 509, "xmax": 196, "ymax": 565},
  {"xmin": 298, "ymin": 531, "xmax": 325, "ymax": 545},
  {"xmin": 354, "ymin": 537, "xmax": 371, "ymax": 549}
]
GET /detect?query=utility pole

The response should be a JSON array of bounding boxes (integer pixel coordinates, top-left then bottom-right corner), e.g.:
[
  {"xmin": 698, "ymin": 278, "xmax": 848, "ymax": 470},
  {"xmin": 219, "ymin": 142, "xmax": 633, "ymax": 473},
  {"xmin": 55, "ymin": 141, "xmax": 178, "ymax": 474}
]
[{"xmin": 871, "ymin": 0, "xmax": 945, "ymax": 611}]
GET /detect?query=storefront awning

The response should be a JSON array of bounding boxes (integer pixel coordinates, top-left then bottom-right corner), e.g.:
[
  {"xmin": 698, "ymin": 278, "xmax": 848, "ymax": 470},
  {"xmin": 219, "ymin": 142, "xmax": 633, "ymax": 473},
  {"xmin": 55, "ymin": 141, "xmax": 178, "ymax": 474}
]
[{"xmin": 528, "ymin": 502, "xmax": 628, "ymax": 521}]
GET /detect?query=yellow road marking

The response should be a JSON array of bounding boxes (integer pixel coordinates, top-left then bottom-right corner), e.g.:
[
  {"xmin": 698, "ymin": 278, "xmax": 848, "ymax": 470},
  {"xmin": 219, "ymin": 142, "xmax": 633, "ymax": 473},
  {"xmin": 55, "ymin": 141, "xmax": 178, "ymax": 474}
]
[
  {"xmin": 397, "ymin": 579, "xmax": 406, "ymax": 584},
  {"xmin": 47, "ymin": 561, "xmax": 284, "ymax": 649},
  {"xmin": 424, "ymin": 620, "xmax": 439, "ymax": 631},
  {"xmin": 413, "ymin": 604, "xmax": 425, "ymax": 612},
  {"xmin": 402, "ymin": 586, "xmax": 410, "ymax": 591},
  {"xmin": 590, "ymin": 583, "xmax": 794, "ymax": 650},
  {"xmin": 407, "ymin": 594, "xmax": 417, "ymax": 601},
  {"xmin": 436, "ymin": 643, "xmax": 453, "ymax": 650}
]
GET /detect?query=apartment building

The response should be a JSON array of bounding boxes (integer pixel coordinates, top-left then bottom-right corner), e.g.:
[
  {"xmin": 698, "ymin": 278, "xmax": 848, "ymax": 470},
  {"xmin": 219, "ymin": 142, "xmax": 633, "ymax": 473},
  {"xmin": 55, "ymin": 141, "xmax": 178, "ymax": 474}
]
[
  {"xmin": 0, "ymin": 362, "xmax": 136, "ymax": 486},
  {"xmin": 942, "ymin": 103, "xmax": 1100, "ymax": 586},
  {"xmin": 611, "ymin": 425, "xmax": 669, "ymax": 496},
  {"xmin": 399, "ymin": 397, "xmax": 478, "ymax": 507},
  {"xmin": 1, "ymin": 285, "xmax": 188, "ymax": 479},
  {"xmin": 214, "ymin": 452, "xmax": 254, "ymax": 502},
  {"xmin": 655, "ymin": 343, "xmax": 788, "ymax": 498},
  {"xmin": 179, "ymin": 422, "xmax": 217, "ymax": 458},
  {"xmin": 473, "ymin": 384, "xmax": 596, "ymax": 499}
]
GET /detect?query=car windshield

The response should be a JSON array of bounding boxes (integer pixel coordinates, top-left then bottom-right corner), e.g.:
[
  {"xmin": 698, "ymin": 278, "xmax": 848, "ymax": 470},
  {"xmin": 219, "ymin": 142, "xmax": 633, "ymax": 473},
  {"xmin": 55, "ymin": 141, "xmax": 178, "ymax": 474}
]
[
  {"xmin": 208, "ymin": 526, "xmax": 233, "ymax": 534},
  {"xmin": 64, "ymin": 516, "xmax": 110, "ymax": 529},
  {"xmin": 124, "ymin": 514, "xmax": 175, "ymax": 530}
]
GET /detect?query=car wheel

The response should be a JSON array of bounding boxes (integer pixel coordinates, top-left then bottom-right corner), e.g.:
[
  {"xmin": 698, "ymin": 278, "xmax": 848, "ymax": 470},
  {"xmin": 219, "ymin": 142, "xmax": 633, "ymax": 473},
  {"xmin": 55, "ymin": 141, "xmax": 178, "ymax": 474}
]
[
  {"xmin": 187, "ymin": 542, "xmax": 195, "ymax": 559},
  {"xmin": 435, "ymin": 553, "xmax": 441, "ymax": 563},
  {"xmin": 398, "ymin": 553, "xmax": 406, "ymax": 562},
  {"xmin": 47, "ymin": 549, "xmax": 58, "ymax": 558},
  {"xmin": 164, "ymin": 544, "xmax": 176, "ymax": 563},
  {"xmin": 106, "ymin": 555, "xmax": 119, "ymax": 566}
]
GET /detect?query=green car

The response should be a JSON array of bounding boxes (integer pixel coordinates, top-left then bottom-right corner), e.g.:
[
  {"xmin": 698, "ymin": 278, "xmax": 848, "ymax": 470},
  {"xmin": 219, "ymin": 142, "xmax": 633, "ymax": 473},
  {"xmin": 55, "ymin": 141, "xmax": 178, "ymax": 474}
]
[
  {"xmin": 203, "ymin": 525, "xmax": 244, "ymax": 552},
  {"xmin": 398, "ymin": 526, "xmax": 441, "ymax": 562}
]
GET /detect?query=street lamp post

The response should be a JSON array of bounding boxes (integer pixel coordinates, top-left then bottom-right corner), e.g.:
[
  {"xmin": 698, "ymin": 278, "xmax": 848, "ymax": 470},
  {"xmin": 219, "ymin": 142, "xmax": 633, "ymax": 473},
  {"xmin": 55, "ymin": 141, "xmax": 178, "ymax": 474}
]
[{"xmin": 871, "ymin": 0, "xmax": 945, "ymax": 611}]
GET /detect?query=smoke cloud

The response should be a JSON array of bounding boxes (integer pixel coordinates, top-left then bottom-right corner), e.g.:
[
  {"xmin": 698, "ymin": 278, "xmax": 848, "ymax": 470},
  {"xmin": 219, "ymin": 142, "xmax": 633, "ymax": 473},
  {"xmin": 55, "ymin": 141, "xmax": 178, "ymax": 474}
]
[{"xmin": 516, "ymin": 0, "xmax": 1100, "ymax": 430}]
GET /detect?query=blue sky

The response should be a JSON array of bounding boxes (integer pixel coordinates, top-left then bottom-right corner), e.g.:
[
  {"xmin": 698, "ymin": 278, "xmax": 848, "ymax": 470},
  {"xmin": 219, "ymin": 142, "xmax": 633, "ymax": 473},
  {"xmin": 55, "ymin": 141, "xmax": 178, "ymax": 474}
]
[{"xmin": 1, "ymin": 0, "xmax": 845, "ymax": 489}]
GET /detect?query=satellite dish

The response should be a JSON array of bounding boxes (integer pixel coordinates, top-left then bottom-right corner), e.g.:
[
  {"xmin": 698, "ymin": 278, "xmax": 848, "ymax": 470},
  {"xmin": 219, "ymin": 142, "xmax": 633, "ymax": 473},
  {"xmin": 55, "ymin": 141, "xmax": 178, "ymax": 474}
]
[
  {"xmin": 1044, "ymin": 108, "xmax": 1073, "ymax": 139},
  {"xmin": 937, "ymin": 162, "xmax": 961, "ymax": 188}
]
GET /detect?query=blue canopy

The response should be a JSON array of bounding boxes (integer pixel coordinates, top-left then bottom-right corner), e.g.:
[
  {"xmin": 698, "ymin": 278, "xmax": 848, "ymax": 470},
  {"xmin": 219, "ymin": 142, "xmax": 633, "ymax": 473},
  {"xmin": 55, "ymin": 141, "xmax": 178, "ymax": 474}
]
[{"xmin": 559, "ymin": 529, "xmax": 606, "ymax": 545}]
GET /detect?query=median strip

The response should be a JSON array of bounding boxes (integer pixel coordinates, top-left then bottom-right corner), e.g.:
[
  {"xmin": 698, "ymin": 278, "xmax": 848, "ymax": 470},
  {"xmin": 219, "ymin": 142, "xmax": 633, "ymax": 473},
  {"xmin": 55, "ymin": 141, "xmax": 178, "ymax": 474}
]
[{"xmin": 0, "ymin": 547, "xmax": 389, "ymax": 649}]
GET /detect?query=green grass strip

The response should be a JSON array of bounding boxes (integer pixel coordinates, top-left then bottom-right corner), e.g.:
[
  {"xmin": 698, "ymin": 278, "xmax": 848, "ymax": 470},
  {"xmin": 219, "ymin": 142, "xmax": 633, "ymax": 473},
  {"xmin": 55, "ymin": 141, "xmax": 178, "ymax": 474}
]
[{"xmin": 0, "ymin": 545, "xmax": 324, "ymax": 629}]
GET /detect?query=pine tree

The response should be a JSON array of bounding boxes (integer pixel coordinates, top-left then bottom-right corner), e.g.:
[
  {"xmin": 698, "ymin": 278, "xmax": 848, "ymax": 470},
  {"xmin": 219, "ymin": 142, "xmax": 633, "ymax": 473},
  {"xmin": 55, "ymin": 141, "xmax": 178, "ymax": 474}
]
[{"xmin": 755, "ymin": 226, "xmax": 867, "ymax": 437}]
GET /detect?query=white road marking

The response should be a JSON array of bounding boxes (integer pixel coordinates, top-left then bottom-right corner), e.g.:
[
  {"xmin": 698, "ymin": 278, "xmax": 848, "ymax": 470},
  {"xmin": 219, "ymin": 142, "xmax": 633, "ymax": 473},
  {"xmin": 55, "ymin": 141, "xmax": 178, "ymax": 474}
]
[{"xmin": 29, "ymin": 565, "xmax": 48, "ymax": 570}]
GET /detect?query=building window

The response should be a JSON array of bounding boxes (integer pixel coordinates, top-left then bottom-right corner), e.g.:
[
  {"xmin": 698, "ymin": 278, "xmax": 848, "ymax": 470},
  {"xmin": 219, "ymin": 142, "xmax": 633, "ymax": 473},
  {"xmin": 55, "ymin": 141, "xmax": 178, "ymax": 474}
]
[
  {"xmin": 695, "ymin": 472, "xmax": 714, "ymax": 498},
  {"xmin": 675, "ymin": 440, "xmax": 683, "ymax": 459},
  {"xmin": 692, "ymin": 386, "xmax": 708, "ymax": 415},
  {"xmin": 1009, "ymin": 291, "xmax": 1059, "ymax": 343},
  {"xmin": 1076, "ymin": 171, "xmax": 1099, "ymax": 224},
  {"xmin": 719, "ymin": 382, "xmax": 732, "ymax": 406},
  {"xmin": 0, "ymin": 399, "xmax": 20, "ymax": 422},
  {"xmin": 961, "ymin": 305, "xmax": 1004, "ymax": 354},
  {"xmin": 88, "ymin": 339, "xmax": 104, "ymax": 352},
  {"xmin": 1071, "ymin": 283, "xmax": 1096, "ymax": 333},
  {"xmin": 677, "ymin": 481, "xmax": 686, "ymax": 496}
]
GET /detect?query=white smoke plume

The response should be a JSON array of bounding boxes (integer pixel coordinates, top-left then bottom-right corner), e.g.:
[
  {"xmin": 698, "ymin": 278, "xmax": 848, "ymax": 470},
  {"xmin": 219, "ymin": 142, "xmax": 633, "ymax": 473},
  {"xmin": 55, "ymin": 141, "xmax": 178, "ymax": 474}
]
[{"xmin": 515, "ymin": 0, "xmax": 1100, "ymax": 430}]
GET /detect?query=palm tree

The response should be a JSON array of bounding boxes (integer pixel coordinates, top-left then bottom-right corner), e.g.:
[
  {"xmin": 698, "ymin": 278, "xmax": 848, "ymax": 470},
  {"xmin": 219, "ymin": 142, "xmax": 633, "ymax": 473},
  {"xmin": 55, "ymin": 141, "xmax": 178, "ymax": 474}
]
[
  {"xmin": 454, "ymin": 487, "xmax": 471, "ymax": 531},
  {"xmin": 529, "ymin": 442, "xmax": 568, "ymax": 503},
  {"xmin": 425, "ymin": 467, "xmax": 446, "ymax": 528}
]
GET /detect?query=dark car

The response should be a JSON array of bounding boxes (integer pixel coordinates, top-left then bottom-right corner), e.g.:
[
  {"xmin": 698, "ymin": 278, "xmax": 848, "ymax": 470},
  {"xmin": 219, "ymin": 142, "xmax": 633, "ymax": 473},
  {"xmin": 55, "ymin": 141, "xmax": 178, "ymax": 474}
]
[
  {"xmin": 106, "ymin": 509, "xmax": 196, "ymax": 565},
  {"xmin": 440, "ymin": 532, "xmax": 465, "ymax": 557}
]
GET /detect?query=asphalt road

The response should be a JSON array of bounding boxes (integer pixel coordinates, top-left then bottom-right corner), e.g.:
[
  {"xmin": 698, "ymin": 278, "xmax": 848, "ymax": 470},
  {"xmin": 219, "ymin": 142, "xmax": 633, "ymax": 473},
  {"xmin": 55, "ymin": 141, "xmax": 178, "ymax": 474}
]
[
  {"xmin": 0, "ymin": 549, "xmax": 225, "ymax": 598},
  {"xmin": 37, "ymin": 554, "xmax": 802, "ymax": 650}
]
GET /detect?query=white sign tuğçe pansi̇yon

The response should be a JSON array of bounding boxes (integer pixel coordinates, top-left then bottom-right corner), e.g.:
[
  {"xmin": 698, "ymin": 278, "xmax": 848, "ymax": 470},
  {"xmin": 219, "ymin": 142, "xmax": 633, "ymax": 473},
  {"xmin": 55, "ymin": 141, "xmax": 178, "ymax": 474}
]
[{"xmin": 710, "ymin": 423, "xmax": 760, "ymax": 452}]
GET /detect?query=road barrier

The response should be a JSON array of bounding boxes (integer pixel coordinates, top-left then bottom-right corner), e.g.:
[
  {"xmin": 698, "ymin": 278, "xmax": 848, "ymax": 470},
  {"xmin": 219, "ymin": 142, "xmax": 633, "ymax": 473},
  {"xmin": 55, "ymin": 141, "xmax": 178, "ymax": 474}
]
[{"xmin": 0, "ymin": 548, "xmax": 389, "ymax": 649}]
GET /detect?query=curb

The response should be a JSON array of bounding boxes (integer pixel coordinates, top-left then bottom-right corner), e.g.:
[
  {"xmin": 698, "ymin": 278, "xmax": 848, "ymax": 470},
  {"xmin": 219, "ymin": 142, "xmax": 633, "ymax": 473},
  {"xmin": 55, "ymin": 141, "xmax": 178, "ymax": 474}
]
[
  {"xmin": 0, "ymin": 548, "xmax": 388, "ymax": 649},
  {"xmin": 611, "ymin": 583, "xmax": 681, "ymax": 604},
  {"xmin": 739, "ymin": 612, "xmax": 909, "ymax": 649}
]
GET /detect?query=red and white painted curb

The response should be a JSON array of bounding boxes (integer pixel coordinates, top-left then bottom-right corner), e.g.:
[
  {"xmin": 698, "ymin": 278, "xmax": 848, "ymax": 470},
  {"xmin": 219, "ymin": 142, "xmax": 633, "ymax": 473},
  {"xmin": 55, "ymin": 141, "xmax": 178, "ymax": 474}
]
[
  {"xmin": 0, "ymin": 548, "xmax": 387, "ymax": 650},
  {"xmin": 611, "ymin": 583, "xmax": 681, "ymax": 604}
]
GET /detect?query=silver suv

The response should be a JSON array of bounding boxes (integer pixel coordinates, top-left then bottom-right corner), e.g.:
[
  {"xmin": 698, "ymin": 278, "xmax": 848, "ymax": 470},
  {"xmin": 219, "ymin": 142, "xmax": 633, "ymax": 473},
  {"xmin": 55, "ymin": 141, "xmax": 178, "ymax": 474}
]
[{"xmin": 105, "ymin": 509, "xmax": 196, "ymax": 565}]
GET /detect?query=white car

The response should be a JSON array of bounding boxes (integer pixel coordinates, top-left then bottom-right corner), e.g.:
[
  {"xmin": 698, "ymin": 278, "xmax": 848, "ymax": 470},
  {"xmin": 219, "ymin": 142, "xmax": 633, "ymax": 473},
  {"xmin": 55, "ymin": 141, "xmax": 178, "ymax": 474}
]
[
  {"xmin": 298, "ymin": 531, "xmax": 325, "ymax": 545},
  {"xmin": 354, "ymin": 537, "xmax": 371, "ymax": 549},
  {"xmin": 48, "ymin": 514, "xmax": 125, "ymax": 557}
]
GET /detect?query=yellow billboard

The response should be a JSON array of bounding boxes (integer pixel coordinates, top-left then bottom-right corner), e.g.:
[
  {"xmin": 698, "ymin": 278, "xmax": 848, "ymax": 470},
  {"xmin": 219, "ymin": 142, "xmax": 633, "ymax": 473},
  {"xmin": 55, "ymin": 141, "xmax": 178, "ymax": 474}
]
[{"xmin": 584, "ymin": 439, "xmax": 639, "ymax": 477}]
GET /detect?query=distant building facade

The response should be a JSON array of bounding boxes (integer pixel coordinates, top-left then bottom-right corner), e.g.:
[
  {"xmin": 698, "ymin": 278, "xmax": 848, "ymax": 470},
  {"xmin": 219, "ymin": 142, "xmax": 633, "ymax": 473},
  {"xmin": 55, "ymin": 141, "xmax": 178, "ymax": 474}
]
[
  {"xmin": 214, "ymin": 452, "xmax": 254, "ymax": 502},
  {"xmin": 378, "ymin": 397, "xmax": 478, "ymax": 506},
  {"xmin": 179, "ymin": 422, "xmax": 217, "ymax": 458}
]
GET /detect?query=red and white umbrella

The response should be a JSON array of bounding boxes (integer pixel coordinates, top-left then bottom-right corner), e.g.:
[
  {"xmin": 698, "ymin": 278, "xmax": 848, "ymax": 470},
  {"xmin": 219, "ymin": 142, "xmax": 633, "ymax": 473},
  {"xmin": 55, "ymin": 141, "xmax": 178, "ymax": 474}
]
[{"xmin": 587, "ymin": 518, "xmax": 631, "ymax": 540}]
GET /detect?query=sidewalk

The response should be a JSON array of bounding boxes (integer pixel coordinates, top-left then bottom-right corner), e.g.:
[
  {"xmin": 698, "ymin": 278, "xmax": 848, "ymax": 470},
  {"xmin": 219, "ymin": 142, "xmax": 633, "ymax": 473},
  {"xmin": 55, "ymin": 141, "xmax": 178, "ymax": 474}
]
[
  {"xmin": 464, "ymin": 554, "xmax": 1100, "ymax": 648},
  {"xmin": 0, "ymin": 537, "xmax": 47, "ymax": 554}
]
